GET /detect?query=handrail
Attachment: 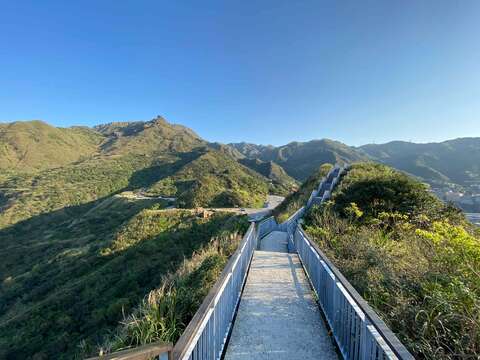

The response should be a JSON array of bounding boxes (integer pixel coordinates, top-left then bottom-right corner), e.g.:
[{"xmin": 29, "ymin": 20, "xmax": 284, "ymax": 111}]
[
  {"xmin": 295, "ymin": 226, "xmax": 413, "ymax": 359},
  {"xmin": 278, "ymin": 206, "xmax": 304, "ymax": 235},
  {"xmin": 256, "ymin": 216, "xmax": 278, "ymax": 239},
  {"xmin": 285, "ymin": 164, "xmax": 413, "ymax": 359},
  {"xmin": 172, "ymin": 223, "xmax": 258, "ymax": 360},
  {"xmin": 90, "ymin": 163, "xmax": 413, "ymax": 360},
  {"xmin": 87, "ymin": 341, "xmax": 172, "ymax": 360}
]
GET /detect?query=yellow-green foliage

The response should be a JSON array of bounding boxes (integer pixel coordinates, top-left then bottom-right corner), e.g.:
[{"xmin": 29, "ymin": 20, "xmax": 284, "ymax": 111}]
[{"xmin": 304, "ymin": 163, "xmax": 480, "ymax": 359}]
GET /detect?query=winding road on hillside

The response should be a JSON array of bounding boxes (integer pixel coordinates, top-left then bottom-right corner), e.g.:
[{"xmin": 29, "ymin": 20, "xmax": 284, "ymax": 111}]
[{"xmin": 116, "ymin": 193, "xmax": 285, "ymax": 221}]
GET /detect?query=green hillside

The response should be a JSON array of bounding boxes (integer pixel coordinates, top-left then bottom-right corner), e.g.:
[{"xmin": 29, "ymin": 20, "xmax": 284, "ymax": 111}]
[
  {"xmin": 94, "ymin": 117, "xmax": 205, "ymax": 155},
  {"xmin": 0, "ymin": 120, "xmax": 103, "ymax": 172},
  {"xmin": 359, "ymin": 138, "xmax": 480, "ymax": 186},
  {"xmin": 0, "ymin": 199, "xmax": 247, "ymax": 359},
  {"xmin": 232, "ymin": 137, "xmax": 480, "ymax": 212},
  {"xmin": 0, "ymin": 118, "xmax": 285, "ymax": 229},
  {"xmin": 4, "ymin": 116, "xmax": 479, "ymax": 359},
  {"xmin": 303, "ymin": 163, "xmax": 479, "ymax": 359},
  {"xmin": 231, "ymin": 139, "xmax": 366, "ymax": 180},
  {"xmin": 0, "ymin": 117, "xmax": 282, "ymax": 359},
  {"xmin": 145, "ymin": 150, "xmax": 270, "ymax": 208},
  {"xmin": 238, "ymin": 158, "xmax": 298, "ymax": 195},
  {"xmin": 273, "ymin": 163, "xmax": 333, "ymax": 222}
]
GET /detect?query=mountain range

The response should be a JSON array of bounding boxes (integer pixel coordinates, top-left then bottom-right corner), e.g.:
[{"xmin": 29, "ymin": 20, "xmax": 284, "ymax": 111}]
[
  {"xmin": 1, "ymin": 116, "xmax": 479, "ymax": 358},
  {"xmin": 231, "ymin": 137, "xmax": 480, "ymax": 208},
  {"xmin": 0, "ymin": 117, "xmax": 299, "ymax": 228},
  {"xmin": 2, "ymin": 117, "xmax": 479, "ymax": 226},
  {"xmin": 230, "ymin": 138, "xmax": 480, "ymax": 189}
]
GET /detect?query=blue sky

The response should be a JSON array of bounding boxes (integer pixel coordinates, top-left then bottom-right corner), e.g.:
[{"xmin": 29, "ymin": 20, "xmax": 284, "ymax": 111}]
[{"xmin": 1, "ymin": 0, "xmax": 479, "ymax": 146}]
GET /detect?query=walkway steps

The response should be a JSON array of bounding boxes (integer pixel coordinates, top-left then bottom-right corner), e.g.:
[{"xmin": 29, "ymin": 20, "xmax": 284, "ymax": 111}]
[{"xmin": 224, "ymin": 231, "xmax": 338, "ymax": 360}]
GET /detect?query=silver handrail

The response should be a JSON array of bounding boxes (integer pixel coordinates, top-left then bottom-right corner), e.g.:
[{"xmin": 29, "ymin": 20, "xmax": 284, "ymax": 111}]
[{"xmin": 294, "ymin": 226, "xmax": 413, "ymax": 359}]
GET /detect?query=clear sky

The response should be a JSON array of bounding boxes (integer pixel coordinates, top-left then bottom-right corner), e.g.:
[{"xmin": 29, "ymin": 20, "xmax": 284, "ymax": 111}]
[{"xmin": 1, "ymin": 1, "xmax": 479, "ymax": 146}]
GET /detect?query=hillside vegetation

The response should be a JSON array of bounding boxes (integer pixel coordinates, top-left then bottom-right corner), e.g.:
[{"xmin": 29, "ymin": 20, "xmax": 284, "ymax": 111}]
[
  {"xmin": 0, "ymin": 118, "xmax": 290, "ymax": 229},
  {"xmin": 238, "ymin": 158, "xmax": 298, "ymax": 195},
  {"xmin": 232, "ymin": 137, "xmax": 480, "ymax": 212},
  {"xmin": 0, "ymin": 202, "xmax": 248, "ymax": 359},
  {"xmin": 273, "ymin": 163, "xmax": 333, "ymax": 222},
  {"xmin": 359, "ymin": 138, "xmax": 480, "ymax": 187},
  {"xmin": 231, "ymin": 139, "xmax": 366, "ymax": 180},
  {"xmin": 98, "ymin": 213, "xmax": 249, "ymax": 356},
  {"xmin": 303, "ymin": 163, "xmax": 479, "ymax": 359},
  {"xmin": 0, "ymin": 117, "xmax": 281, "ymax": 359},
  {"xmin": 0, "ymin": 121, "xmax": 102, "ymax": 171}
]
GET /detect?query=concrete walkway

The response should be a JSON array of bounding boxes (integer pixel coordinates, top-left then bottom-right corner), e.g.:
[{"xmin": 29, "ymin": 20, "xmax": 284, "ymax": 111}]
[{"xmin": 224, "ymin": 231, "xmax": 338, "ymax": 360}]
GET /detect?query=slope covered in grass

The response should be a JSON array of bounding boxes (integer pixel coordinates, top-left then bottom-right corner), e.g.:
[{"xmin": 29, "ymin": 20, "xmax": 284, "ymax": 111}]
[
  {"xmin": 231, "ymin": 139, "xmax": 366, "ymax": 180},
  {"xmin": 238, "ymin": 158, "xmax": 298, "ymax": 195},
  {"xmin": 0, "ymin": 120, "xmax": 103, "ymax": 172},
  {"xmin": 0, "ymin": 199, "xmax": 248, "ymax": 359},
  {"xmin": 0, "ymin": 117, "xmax": 280, "ymax": 359},
  {"xmin": 273, "ymin": 163, "xmax": 333, "ymax": 222},
  {"xmin": 97, "ymin": 213, "xmax": 248, "ymax": 357},
  {"xmin": 303, "ymin": 163, "xmax": 479, "ymax": 359},
  {"xmin": 0, "ymin": 118, "xmax": 286, "ymax": 229},
  {"xmin": 144, "ymin": 150, "xmax": 271, "ymax": 208}
]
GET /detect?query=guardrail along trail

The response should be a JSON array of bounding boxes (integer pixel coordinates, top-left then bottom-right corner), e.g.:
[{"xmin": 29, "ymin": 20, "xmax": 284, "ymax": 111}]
[
  {"xmin": 103, "ymin": 165, "xmax": 414, "ymax": 360},
  {"xmin": 224, "ymin": 230, "xmax": 338, "ymax": 359}
]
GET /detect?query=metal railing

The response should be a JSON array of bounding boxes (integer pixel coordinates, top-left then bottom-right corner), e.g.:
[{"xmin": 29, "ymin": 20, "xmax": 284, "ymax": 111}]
[
  {"xmin": 91, "ymin": 163, "xmax": 413, "ymax": 360},
  {"xmin": 172, "ymin": 222, "xmax": 259, "ymax": 360},
  {"xmin": 88, "ymin": 341, "xmax": 172, "ymax": 360},
  {"xmin": 294, "ymin": 227, "xmax": 413, "ymax": 360},
  {"xmin": 256, "ymin": 216, "xmax": 278, "ymax": 239}
]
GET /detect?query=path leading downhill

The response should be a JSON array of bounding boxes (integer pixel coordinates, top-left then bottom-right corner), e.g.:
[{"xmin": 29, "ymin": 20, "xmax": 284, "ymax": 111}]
[{"xmin": 224, "ymin": 231, "xmax": 338, "ymax": 360}]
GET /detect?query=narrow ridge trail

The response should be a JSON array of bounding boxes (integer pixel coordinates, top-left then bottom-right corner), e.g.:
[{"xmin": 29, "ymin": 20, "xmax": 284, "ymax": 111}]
[{"xmin": 224, "ymin": 230, "xmax": 338, "ymax": 360}]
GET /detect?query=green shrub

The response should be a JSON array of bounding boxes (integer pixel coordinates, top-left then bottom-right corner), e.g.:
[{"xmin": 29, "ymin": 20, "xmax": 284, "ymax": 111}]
[
  {"xmin": 273, "ymin": 163, "xmax": 333, "ymax": 222},
  {"xmin": 304, "ymin": 163, "xmax": 480, "ymax": 359}
]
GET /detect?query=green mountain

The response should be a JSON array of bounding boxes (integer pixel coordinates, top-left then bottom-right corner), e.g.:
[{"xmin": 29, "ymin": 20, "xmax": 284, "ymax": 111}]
[
  {"xmin": 238, "ymin": 158, "xmax": 298, "ymax": 193},
  {"xmin": 230, "ymin": 139, "xmax": 367, "ymax": 180},
  {"xmin": 0, "ymin": 117, "xmax": 280, "ymax": 359},
  {"xmin": 0, "ymin": 117, "xmax": 289, "ymax": 229},
  {"xmin": 94, "ymin": 117, "xmax": 204, "ymax": 155},
  {"xmin": 2, "ymin": 115, "xmax": 479, "ymax": 359},
  {"xmin": 359, "ymin": 138, "xmax": 480, "ymax": 187},
  {"xmin": 0, "ymin": 120, "xmax": 102, "ymax": 172},
  {"xmin": 232, "ymin": 137, "xmax": 480, "ymax": 211}
]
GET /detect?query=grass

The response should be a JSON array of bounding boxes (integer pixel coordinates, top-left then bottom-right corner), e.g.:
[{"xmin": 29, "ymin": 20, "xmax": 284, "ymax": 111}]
[
  {"xmin": 0, "ymin": 118, "xmax": 291, "ymax": 359},
  {"xmin": 0, "ymin": 200, "xmax": 248, "ymax": 359},
  {"xmin": 273, "ymin": 163, "xmax": 333, "ymax": 223},
  {"xmin": 97, "ymin": 225, "xmax": 245, "ymax": 356},
  {"xmin": 303, "ymin": 162, "xmax": 480, "ymax": 359}
]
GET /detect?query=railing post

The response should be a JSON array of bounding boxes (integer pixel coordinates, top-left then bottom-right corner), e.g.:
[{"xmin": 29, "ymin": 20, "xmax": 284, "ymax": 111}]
[{"xmin": 359, "ymin": 319, "xmax": 370, "ymax": 360}]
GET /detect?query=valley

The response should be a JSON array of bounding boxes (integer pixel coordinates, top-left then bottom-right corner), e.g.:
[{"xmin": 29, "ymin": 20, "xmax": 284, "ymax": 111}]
[{"xmin": 1, "ymin": 116, "xmax": 479, "ymax": 358}]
